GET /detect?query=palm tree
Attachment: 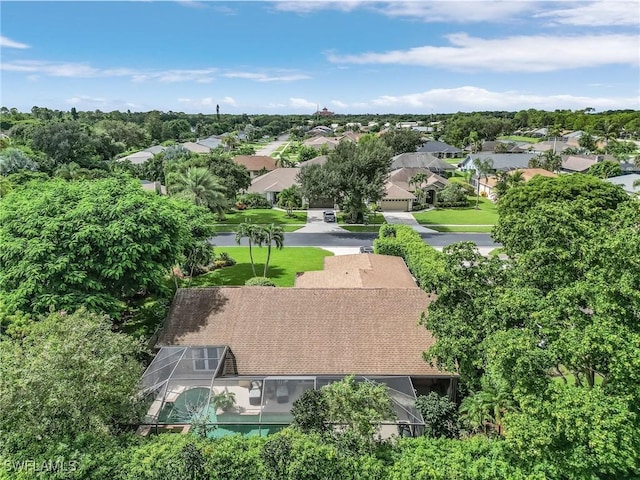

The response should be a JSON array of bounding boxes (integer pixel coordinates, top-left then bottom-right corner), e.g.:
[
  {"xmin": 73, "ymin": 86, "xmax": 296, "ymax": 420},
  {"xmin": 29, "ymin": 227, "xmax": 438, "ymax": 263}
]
[
  {"xmin": 169, "ymin": 167, "xmax": 227, "ymax": 218},
  {"xmin": 459, "ymin": 392, "xmax": 492, "ymax": 435},
  {"xmin": 530, "ymin": 150, "xmax": 561, "ymax": 173},
  {"xmin": 221, "ymin": 131, "xmax": 240, "ymax": 152},
  {"xmin": 409, "ymin": 172, "xmax": 429, "ymax": 203},
  {"xmin": 261, "ymin": 223, "xmax": 284, "ymax": 277},
  {"xmin": 278, "ymin": 186, "xmax": 300, "ymax": 217},
  {"xmin": 477, "ymin": 378, "xmax": 515, "ymax": 436},
  {"xmin": 235, "ymin": 221, "xmax": 263, "ymax": 277},
  {"xmin": 472, "ymin": 157, "xmax": 493, "ymax": 209}
]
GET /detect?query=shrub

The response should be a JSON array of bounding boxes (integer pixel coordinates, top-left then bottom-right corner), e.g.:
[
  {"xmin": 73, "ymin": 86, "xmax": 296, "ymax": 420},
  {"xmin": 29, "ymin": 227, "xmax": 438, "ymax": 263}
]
[
  {"xmin": 435, "ymin": 201, "xmax": 471, "ymax": 208},
  {"xmin": 236, "ymin": 193, "xmax": 272, "ymax": 209},
  {"xmin": 245, "ymin": 277, "xmax": 276, "ymax": 287},
  {"xmin": 217, "ymin": 252, "xmax": 236, "ymax": 267},
  {"xmin": 438, "ymin": 183, "xmax": 469, "ymax": 204},
  {"xmin": 235, "ymin": 202, "xmax": 247, "ymax": 210}
]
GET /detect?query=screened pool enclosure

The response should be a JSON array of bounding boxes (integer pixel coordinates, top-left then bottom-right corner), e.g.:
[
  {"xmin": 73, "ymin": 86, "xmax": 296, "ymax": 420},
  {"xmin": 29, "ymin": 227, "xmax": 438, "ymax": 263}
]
[{"xmin": 139, "ymin": 346, "xmax": 425, "ymax": 438}]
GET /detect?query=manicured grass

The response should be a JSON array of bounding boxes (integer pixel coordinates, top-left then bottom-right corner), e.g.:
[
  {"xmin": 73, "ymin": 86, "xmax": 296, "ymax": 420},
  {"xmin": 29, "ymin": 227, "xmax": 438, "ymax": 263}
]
[
  {"xmin": 445, "ymin": 157, "xmax": 464, "ymax": 165},
  {"xmin": 426, "ymin": 225, "xmax": 495, "ymax": 233},
  {"xmin": 337, "ymin": 212, "xmax": 386, "ymax": 224},
  {"xmin": 210, "ymin": 225, "xmax": 302, "ymax": 233},
  {"xmin": 498, "ymin": 135, "xmax": 540, "ymax": 143},
  {"xmin": 219, "ymin": 209, "xmax": 307, "ymax": 225},
  {"xmin": 182, "ymin": 247, "xmax": 333, "ymax": 287},
  {"xmin": 340, "ymin": 225, "xmax": 383, "ymax": 233},
  {"xmin": 413, "ymin": 197, "xmax": 498, "ymax": 226}
]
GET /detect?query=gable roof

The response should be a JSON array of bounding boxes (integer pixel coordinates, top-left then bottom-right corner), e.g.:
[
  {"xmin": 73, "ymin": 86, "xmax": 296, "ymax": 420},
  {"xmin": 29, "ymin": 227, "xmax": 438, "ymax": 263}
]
[
  {"xmin": 387, "ymin": 168, "xmax": 448, "ymax": 192},
  {"xmin": 604, "ymin": 173, "xmax": 640, "ymax": 194},
  {"xmin": 234, "ymin": 155, "xmax": 277, "ymax": 172},
  {"xmin": 157, "ymin": 287, "xmax": 446, "ymax": 377},
  {"xmin": 384, "ymin": 182, "xmax": 417, "ymax": 200},
  {"xmin": 118, "ymin": 150, "xmax": 154, "ymax": 164},
  {"xmin": 299, "ymin": 155, "xmax": 329, "ymax": 167},
  {"xmin": 303, "ymin": 136, "xmax": 340, "ymax": 149},
  {"xmin": 248, "ymin": 168, "xmax": 300, "ymax": 193},
  {"xmin": 295, "ymin": 254, "xmax": 418, "ymax": 289},
  {"xmin": 560, "ymin": 155, "xmax": 599, "ymax": 172},
  {"xmin": 181, "ymin": 142, "xmax": 211, "ymax": 154},
  {"xmin": 391, "ymin": 152, "xmax": 455, "ymax": 171},
  {"xmin": 461, "ymin": 152, "xmax": 537, "ymax": 171},
  {"xmin": 479, "ymin": 168, "xmax": 557, "ymax": 189},
  {"xmin": 417, "ymin": 141, "xmax": 462, "ymax": 155}
]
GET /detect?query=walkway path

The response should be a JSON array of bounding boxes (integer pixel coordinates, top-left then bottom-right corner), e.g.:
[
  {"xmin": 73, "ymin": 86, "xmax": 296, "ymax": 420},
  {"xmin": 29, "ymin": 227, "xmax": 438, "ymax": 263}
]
[
  {"xmin": 296, "ymin": 209, "xmax": 347, "ymax": 233},
  {"xmin": 254, "ymin": 139, "xmax": 287, "ymax": 157},
  {"xmin": 381, "ymin": 211, "xmax": 439, "ymax": 234}
]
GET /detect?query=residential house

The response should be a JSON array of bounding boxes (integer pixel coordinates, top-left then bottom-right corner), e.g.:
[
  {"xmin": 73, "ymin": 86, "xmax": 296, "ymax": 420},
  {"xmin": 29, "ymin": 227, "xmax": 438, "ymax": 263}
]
[
  {"xmin": 476, "ymin": 168, "xmax": 557, "ymax": 197},
  {"xmin": 141, "ymin": 255, "xmax": 455, "ymax": 436},
  {"xmin": 182, "ymin": 142, "xmax": 212, "ymax": 155},
  {"xmin": 380, "ymin": 183, "xmax": 417, "ymax": 211},
  {"xmin": 390, "ymin": 152, "xmax": 456, "ymax": 174},
  {"xmin": 560, "ymin": 154, "xmax": 601, "ymax": 173},
  {"xmin": 298, "ymin": 155, "xmax": 328, "ymax": 167},
  {"xmin": 416, "ymin": 141, "xmax": 462, "ymax": 159},
  {"xmin": 247, "ymin": 167, "xmax": 300, "ymax": 204},
  {"xmin": 234, "ymin": 155, "xmax": 278, "ymax": 178},
  {"xmin": 118, "ymin": 145, "xmax": 165, "ymax": 164},
  {"xmin": 604, "ymin": 174, "xmax": 640, "ymax": 195},
  {"xmin": 386, "ymin": 167, "xmax": 448, "ymax": 205},
  {"xmin": 527, "ymin": 140, "xmax": 570, "ymax": 154},
  {"xmin": 303, "ymin": 136, "xmax": 340, "ymax": 150},
  {"xmin": 459, "ymin": 152, "xmax": 537, "ymax": 172},
  {"xmin": 307, "ymin": 126, "xmax": 333, "ymax": 137}
]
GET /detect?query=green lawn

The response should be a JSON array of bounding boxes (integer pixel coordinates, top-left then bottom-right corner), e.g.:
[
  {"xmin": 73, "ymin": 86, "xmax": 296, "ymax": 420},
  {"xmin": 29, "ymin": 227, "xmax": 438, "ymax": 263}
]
[
  {"xmin": 182, "ymin": 247, "xmax": 333, "ymax": 287},
  {"xmin": 211, "ymin": 225, "xmax": 302, "ymax": 233},
  {"xmin": 340, "ymin": 225, "xmax": 383, "ymax": 233},
  {"xmin": 413, "ymin": 197, "xmax": 498, "ymax": 225},
  {"xmin": 337, "ymin": 212, "xmax": 386, "ymax": 225},
  {"xmin": 219, "ymin": 209, "xmax": 307, "ymax": 225},
  {"xmin": 426, "ymin": 225, "xmax": 495, "ymax": 233},
  {"xmin": 445, "ymin": 157, "xmax": 464, "ymax": 165},
  {"xmin": 498, "ymin": 135, "xmax": 540, "ymax": 143}
]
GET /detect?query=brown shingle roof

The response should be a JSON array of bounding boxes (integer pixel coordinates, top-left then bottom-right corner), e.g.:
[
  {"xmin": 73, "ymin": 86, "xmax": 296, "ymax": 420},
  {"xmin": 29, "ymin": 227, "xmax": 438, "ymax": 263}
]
[
  {"xmin": 248, "ymin": 168, "xmax": 300, "ymax": 193},
  {"xmin": 384, "ymin": 182, "xmax": 416, "ymax": 200},
  {"xmin": 157, "ymin": 287, "xmax": 447, "ymax": 377},
  {"xmin": 295, "ymin": 254, "xmax": 418, "ymax": 289},
  {"xmin": 234, "ymin": 155, "xmax": 277, "ymax": 172}
]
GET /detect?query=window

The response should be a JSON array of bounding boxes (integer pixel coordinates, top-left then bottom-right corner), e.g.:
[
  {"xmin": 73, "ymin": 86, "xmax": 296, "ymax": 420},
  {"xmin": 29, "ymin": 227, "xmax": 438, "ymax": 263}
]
[{"xmin": 193, "ymin": 347, "xmax": 221, "ymax": 371}]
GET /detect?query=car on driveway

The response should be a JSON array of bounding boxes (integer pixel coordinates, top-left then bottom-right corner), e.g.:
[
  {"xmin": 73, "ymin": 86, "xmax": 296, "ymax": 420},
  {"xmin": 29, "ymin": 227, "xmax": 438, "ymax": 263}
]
[
  {"xmin": 323, "ymin": 210, "xmax": 336, "ymax": 222},
  {"xmin": 359, "ymin": 246, "xmax": 374, "ymax": 254}
]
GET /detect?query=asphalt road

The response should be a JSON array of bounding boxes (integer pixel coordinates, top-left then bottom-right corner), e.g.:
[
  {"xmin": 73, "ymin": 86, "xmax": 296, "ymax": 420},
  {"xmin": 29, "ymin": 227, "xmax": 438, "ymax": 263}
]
[{"xmin": 211, "ymin": 232, "xmax": 500, "ymax": 248}]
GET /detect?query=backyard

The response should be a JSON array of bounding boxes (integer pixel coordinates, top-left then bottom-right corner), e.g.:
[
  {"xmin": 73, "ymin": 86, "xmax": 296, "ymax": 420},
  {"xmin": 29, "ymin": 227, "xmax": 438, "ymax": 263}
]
[
  {"xmin": 412, "ymin": 196, "xmax": 498, "ymax": 232},
  {"xmin": 182, "ymin": 247, "xmax": 333, "ymax": 287}
]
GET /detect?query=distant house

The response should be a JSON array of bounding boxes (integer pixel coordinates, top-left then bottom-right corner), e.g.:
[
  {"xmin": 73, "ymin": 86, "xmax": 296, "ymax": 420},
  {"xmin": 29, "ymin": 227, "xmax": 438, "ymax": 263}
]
[
  {"xmin": 387, "ymin": 167, "xmax": 448, "ymax": 205},
  {"xmin": 298, "ymin": 155, "xmax": 328, "ymax": 167},
  {"xmin": 307, "ymin": 125, "xmax": 334, "ymax": 137},
  {"xmin": 303, "ymin": 136, "xmax": 340, "ymax": 150},
  {"xmin": 416, "ymin": 141, "xmax": 462, "ymax": 159},
  {"xmin": 476, "ymin": 168, "xmax": 557, "ymax": 197},
  {"xmin": 234, "ymin": 155, "xmax": 277, "ymax": 178},
  {"xmin": 459, "ymin": 152, "xmax": 537, "ymax": 172},
  {"xmin": 560, "ymin": 155, "xmax": 601, "ymax": 173},
  {"xmin": 118, "ymin": 145, "xmax": 166, "ymax": 164},
  {"xmin": 181, "ymin": 142, "xmax": 212, "ymax": 155},
  {"xmin": 527, "ymin": 141, "xmax": 570, "ymax": 154},
  {"xmin": 390, "ymin": 153, "xmax": 456, "ymax": 174},
  {"xmin": 247, "ymin": 168, "xmax": 300, "ymax": 204},
  {"xmin": 604, "ymin": 174, "xmax": 640, "ymax": 195},
  {"xmin": 195, "ymin": 136, "xmax": 223, "ymax": 150}
]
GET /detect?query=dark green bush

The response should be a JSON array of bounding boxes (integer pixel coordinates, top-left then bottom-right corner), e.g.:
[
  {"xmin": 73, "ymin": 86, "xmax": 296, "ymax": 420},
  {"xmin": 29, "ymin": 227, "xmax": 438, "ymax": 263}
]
[
  {"xmin": 236, "ymin": 193, "xmax": 272, "ymax": 209},
  {"xmin": 245, "ymin": 277, "xmax": 276, "ymax": 287}
]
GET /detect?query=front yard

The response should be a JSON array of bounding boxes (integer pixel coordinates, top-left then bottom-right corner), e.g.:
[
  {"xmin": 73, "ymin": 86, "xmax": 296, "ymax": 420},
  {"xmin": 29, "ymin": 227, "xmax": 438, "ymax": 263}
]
[
  {"xmin": 212, "ymin": 209, "xmax": 307, "ymax": 232},
  {"xmin": 413, "ymin": 196, "xmax": 498, "ymax": 230},
  {"xmin": 181, "ymin": 247, "xmax": 333, "ymax": 287}
]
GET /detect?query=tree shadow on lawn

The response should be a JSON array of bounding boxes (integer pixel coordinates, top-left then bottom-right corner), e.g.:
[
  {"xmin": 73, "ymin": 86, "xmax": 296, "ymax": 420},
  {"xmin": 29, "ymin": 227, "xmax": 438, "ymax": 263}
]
[{"xmin": 186, "ymin": 263, "xmax": 289, "ymax": 287}]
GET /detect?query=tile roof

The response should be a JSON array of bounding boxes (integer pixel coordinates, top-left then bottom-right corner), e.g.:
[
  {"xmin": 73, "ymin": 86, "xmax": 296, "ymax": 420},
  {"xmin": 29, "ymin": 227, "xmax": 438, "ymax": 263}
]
[
  {"xmin": 384, "ymin": 182, "xmax": 417, "ymax": 200},
  {"xmin": 295, "ymin": 254, "xmax": 418, "ymax": 289},
  {"xmin": 387, "ymin": 168, "xmax": 448, "ymax": 191},
  {"xmin": 157, "ymin": 287, "xmax": 446, "ymax": 377},
  {"xmin": 417, "ymin": 141, "xmax": 462, "ymax": 154},
  {"xmin": 299, "ymin": 155, "xmax": 329, "ymax": 167},
  {"xmin": 391, "ymin": 153, "xmax": 455, "ymax": 171},
  {"xmin": 234, "ymin": 155, "xmax": 277, "ymax": 172},
  {"xmin": 560, "ymin": 155, "xmax": 599, "ymax": 172},
  {"xmin": 461, "ymin": 152, "xmax": 537, "ymax": 171},
  {"xmin": 248, "ymin": 168, "xmax": 300, "ymax": 193}
]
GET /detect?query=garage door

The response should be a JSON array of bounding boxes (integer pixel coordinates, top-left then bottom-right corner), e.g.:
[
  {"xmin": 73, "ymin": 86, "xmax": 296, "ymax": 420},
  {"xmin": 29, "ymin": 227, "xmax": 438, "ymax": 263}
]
[{"xmin": 380, "ymin": 199, "xmax": 410, "ymax": 211}]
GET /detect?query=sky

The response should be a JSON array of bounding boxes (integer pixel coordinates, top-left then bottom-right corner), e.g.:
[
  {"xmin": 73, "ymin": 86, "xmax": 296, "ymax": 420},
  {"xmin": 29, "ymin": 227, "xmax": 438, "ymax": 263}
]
[{"xmin": 1, "ymin": 0, "xmax": 639, "ymax": 115}]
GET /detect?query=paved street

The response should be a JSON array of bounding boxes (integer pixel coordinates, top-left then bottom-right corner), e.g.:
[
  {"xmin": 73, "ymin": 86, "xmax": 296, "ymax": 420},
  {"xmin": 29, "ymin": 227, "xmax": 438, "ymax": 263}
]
[{"xmin": 212, "ymin": 232, "xmax": 500, "ymax": 248}]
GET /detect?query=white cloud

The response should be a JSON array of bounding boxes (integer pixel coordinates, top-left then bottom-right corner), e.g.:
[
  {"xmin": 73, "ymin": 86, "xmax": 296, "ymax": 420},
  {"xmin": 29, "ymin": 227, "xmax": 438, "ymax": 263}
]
[
  {"xmin": 0, "ymin": 36, "xmax": 30, "ymax": 49},
  {"xmin": 331, "ymin": 100, "xmax": 348, "ymax": 108},
  {"xmin": 373, "ymin": 1, "xmax": 536, "ymax": 23},
  {"xmin": 534, "ymin": 1, "xmax": 639, "ymax": 26},
  {"xmin": 131, "ymin": 68, "xmax": 218, "ymax": 83},
  {"xmin": 224, "ymin": 71, "xmax": 310, "ymax": 82},
  {"xmin": 273, "ymin": 1, "xmax": 364, "ymax": 14},
  {"xmin": 65, "ymin": 95, "xmax": 109, "ymax": 107},
  {"xmin": 327, "ymin": 33, "xmax": 639, "ymax": 72},
  {"xmin": 289, "ymin": 97, "xmax": 317, "ymax": 109},
  {"xmin": 178, "ymin": 96, "xmax": 237, "ymax": 108},
  {"xmin": 347, "ymin": 86, "xmax": 640, "ymax": 112}
]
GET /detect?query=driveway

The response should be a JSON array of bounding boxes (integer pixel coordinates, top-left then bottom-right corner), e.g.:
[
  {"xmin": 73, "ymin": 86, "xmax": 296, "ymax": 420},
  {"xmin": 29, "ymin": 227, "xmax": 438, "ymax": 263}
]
[
  {"xmin": 381, "ymin": 211, "xmax": 438, "ymax": 234},
  {"xmin": 255, "ymin": 139, "xmax": 288, "ymax": 157},
  {"xmin": 296, "ymin": 209, "xmax": 347, "ymax": 233}
]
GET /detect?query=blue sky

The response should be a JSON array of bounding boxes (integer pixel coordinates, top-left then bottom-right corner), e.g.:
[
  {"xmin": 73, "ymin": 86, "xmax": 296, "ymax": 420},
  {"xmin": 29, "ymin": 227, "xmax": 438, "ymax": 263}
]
[{"xmin": 1, "ymin": 1, "xmax": 639, "ymax": 114}]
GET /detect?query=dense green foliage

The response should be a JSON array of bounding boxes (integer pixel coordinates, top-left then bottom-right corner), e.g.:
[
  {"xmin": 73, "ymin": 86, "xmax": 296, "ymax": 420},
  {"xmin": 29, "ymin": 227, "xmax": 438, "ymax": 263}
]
[
  {"xmin": 0, "ymin": 177, "xmax": 216, "ymax": 320},
  {"xmin": 298, "ymin": 136, "xmax": 392, "ymax": 223},
  {"xmin": 374, "ymin": 224, "xmax": 444, "ymax": 291},
  {"xmin": 244, "ymin": 276, "xmax": 276, "ymax": 287}
]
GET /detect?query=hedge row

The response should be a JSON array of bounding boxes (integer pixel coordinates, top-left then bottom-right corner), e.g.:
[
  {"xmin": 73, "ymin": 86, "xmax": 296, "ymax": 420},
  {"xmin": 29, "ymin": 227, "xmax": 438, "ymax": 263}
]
[{"xmin": 373, "ymin": 224, "xmax": 445, "ymax": 291}]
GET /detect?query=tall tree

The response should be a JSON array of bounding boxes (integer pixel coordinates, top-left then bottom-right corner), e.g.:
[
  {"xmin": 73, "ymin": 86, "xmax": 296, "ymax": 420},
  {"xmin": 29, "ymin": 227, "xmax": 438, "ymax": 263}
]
[
  {"xmin": 260, "ymin": 223, "xmax": 284, "ymax": 277},
  {"xmin": 234, "ymin": 221, "xmax": 263, "ymax": 277},
  {"xmin": 472, "ymin": 157, "xmax": 493, "ymax": 209},
  {"xmin": 168, "ymin": 166, "xmax": 227, "ymax": 218},
  {"xmin": 380, "ymin": 128, "xmax": 423, "ymax": 155}
]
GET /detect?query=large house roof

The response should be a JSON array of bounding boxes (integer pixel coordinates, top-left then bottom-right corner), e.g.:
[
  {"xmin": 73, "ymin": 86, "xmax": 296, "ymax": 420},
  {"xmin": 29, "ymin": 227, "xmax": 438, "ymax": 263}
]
[
  {"xmin": 390, "ymin": 153, "xmax": 455, "ymax": 171},
  {"xmin": 157, "ymin": 286, "xmax": 445, "ymax": 377},
  {"xmin": 248, "ymin": 168, "xmax": 300, "ymax": 193},
  {"xmin": 604, "ymin": 173, "xmax": 640, "ymax": 194},
  {"xmin": 303, "ymin": 136, "xmax": 340, "ymax": 149},
  {"xmin": 560, "ymin": 155, "xmax": 599, "ymax": 173},
  {"xmin": 234, "ymin": 155, "xmax": 277, "ymax": 172},
  {"xmin": 387, "ymin": 168, "xmax": 448, "ymax": 192},
  {"xmin": 182, "ymin": 142, "xmax": 211, "ymax": 154},
  {"xmin": 479, "ymin": 168, "xmax": 557, "ymax": 188},
  {"xmin": 417, "ymin": 141, "xmax": 462, "ymax": 155},
  {"xmin": 295, "ymin": 254, "xmax": 418, "ymax": 289},
  {"xmin": 299, "ymin": 155, "xmax": 328, "ymax": 167},
  {"xmin": 384, "ymin": 182, "xmax": 417, "ymax": 200},
  {"xmin": 462, "ymin": 152, "xmax": 536, "ymax": 171}
]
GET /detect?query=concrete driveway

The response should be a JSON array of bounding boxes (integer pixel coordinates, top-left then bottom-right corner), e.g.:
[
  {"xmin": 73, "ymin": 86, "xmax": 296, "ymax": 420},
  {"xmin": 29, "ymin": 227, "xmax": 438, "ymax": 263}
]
[
  {"xmin": 296, "ymin": 209, "xmax": 347, "ymax": 233},
  {"xmin": 381, "ymin": 211, "xmax": 438, "ymax": 233}
]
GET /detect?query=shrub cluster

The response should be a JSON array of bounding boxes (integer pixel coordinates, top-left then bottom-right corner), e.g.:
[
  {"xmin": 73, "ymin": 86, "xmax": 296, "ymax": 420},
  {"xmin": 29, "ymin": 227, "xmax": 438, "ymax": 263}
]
[
  {"xmin": 245, "ymin": 277, "xmax": 276, "ymax": 287},
  {"xmin": 236, "ymin": 193, "xmax": 272, "ymax": 209},
  {"xmin": 374, "ymin": 224, "xmax": 445, "ymax": 291}
]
